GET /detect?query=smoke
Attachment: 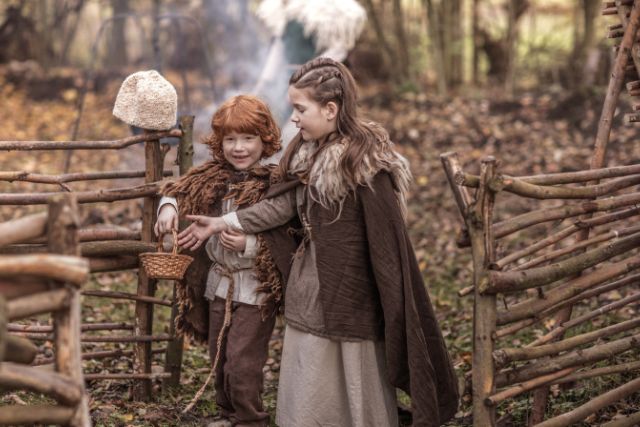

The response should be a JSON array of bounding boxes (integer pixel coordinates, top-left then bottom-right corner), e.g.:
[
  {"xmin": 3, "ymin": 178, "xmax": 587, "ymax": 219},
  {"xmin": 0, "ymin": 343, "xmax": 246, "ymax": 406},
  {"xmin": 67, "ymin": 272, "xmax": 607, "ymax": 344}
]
[{"xmin": 192, "ymin": 0, "xmax": 297, "ymax": 166}]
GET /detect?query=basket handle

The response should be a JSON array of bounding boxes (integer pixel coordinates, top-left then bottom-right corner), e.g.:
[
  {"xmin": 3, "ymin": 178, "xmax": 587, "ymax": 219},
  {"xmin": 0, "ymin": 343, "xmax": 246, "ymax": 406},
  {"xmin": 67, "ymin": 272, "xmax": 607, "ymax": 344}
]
[{"xmin": 157, "ymin": 229, "xmax": 179, "ymax": 255}]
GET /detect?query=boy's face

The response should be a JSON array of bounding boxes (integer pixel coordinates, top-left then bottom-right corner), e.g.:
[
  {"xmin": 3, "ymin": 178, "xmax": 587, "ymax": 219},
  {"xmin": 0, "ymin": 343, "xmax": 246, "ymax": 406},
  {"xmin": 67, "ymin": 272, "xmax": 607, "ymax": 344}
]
[
  {"xmin": 222, "ymin": 132, "xmax": 264, "ymax": 170},
  {"xmin": 288, "ymin": 86, "xmax": 338, "ymax": 141}
]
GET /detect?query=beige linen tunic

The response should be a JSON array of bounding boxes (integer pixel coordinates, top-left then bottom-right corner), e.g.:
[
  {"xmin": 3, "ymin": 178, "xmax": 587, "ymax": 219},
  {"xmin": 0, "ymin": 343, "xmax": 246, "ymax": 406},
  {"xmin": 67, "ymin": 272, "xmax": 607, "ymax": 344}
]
[
  {"xmin": 159, "ymin": 196, "xmax": 264, "ymax": 305},
  {"xmin": 226, "ymin": 185, "xmax": 399, "ymax": 427}
]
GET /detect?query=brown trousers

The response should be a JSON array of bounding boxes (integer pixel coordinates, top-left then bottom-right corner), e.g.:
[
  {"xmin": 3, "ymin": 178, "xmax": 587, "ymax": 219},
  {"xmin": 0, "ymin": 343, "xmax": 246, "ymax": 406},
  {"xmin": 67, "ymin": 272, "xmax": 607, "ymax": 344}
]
[{"xmin": 208, "ymin": 297, "xmax": 276, "ymax": 427}]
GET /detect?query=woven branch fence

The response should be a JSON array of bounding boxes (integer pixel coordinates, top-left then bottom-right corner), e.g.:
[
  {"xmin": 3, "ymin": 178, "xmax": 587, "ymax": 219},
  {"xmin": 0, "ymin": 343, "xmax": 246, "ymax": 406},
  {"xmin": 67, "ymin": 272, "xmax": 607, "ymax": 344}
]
[
  {"xmin": 440, "ymin": 2, "xmax": 640, "ymax": 425},
  {"xmin": 0, "ymin": 115, "xmax": 194, "ymax": 403}
]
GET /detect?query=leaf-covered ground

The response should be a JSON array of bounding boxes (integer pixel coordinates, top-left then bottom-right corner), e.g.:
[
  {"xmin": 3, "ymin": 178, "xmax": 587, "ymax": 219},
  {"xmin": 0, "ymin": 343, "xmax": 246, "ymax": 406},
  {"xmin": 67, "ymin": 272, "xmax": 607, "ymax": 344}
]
[{"xmin": 2, "ymin": 66, "xmax": 640, "ymax": 425}]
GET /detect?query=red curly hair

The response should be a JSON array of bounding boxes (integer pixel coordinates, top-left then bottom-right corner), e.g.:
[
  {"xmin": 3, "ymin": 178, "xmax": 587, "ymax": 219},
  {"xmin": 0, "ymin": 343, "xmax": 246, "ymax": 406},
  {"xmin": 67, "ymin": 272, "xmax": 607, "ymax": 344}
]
[{"xmin": 203, "ymin": 95, "xmax": 281, "ymax": 163}]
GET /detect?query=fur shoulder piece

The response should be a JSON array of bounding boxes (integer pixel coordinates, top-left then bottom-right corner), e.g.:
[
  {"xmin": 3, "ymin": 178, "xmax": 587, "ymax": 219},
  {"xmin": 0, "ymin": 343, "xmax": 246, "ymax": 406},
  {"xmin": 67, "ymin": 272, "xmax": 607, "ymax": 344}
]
[
  {"xmin": 257, "ymin": 0, "xmax": 366, "ymax": 52},
  {"xmin": 293, "ymin": 126, "xmax": 412, "ymax": 218}
]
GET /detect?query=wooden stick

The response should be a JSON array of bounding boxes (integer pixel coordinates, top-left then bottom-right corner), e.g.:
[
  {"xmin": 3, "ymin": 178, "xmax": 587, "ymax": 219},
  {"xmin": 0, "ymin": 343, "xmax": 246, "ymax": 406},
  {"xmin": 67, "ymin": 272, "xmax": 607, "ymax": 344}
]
[
  {"xmin": 0, "ymin": 254, "xmax": 89, "ymax": 285},
  {"xmin": 26, "ymin": 227, "xmax": 141, "ymax": 244},
  {"xmin": 81, "ymin": 240, "xmax": 155, "ymax": 257},
  {"xmin": 495, "ymin": 333, "xmax": 640, "ymax": 387},
  {"xmin": 458, "ymin": 163, "xmax": 640, "ymax": 187},
  {"xmin": 484, "ymin": 367, "xmax": 576, "ymax": 407},
  {"xmin": 495, "ymin": 273, "xmax": 640, "ymax": 339},
  {"xmin": 48, "ymin": 193, "xmax": 91, "ymax": 427},
  {"xmin": 0, "ymin": 169, "xmax": 173, "ymax": 185},
  {"xmin": 13, "ymin": 333, "xmax": 173, "ymax": 343},
  {"xmin": 79, "ymin": 334, "xmax": 172, "ymax": 343},
  {"xmin": 555, "ymin": 360, "xmax": 640, "ymax": 385},
  {"xmin": 0, "ymin": 241, "xmax": 154, "ymax": 256},
  {"xmin": 535, "ymin": 377, "xmax": 640, "ymax": 427},
  {"xmin": 0, "ymin": 212, "xmax": 48, "ymax": 247},
  {"xmin": 0, "ymin": 182, "xmax": 160, "ymax": 205},
  {"xmin": 493, "ymin": 206, "xmax": 640, "ymax": 269},
  {"xmin": 5, "ymin": 335, "xmax": 38, "ymax": 364},
  {"xmin": 0, "ymin": 362, "xmax": 82, "ymax": 405},
  {"xmin": 164, "ymin": 115, "xmax": 193, "ymax": 390},
  {"xmin": 493, "ymin": 191, "xmax": 640, "ymax": 239},
  {"xmin": 494, "ymin": 317, "xmax": 538, "ymax": 339},
  {"xmin": 84, "ymin": 372, "xmax": 172, "ymax": 380},
  {"xmin": 469, "ymin": 157, "xmax": 497, "ymax": 426},
  {"xmin": 514, "ymin": 223, "xmax": 640, "ymax": 270},
  {"xmin": 35, "ymin": 348, "xmax": 167, "ymax": 366},
  {"xmin": 488, "ymin": 174, "xmax": 640, "ymax": 199},
  {"xmin": 527, "ymin": 291, "xmax": 640, "ymax": 347},
  {"xmin": 88, "ymin": 255, "xmax": 139, "ymax": 272},
  {"xmin": 494, "ymin": 317, "xmax": 640, "ymax": 366},
  {"xmin": 601, "ymin": 411, "xmax": 640, "ymax": 427},
  {"xmin": 8, "ymin": 322, "xmax": 134, "ymax": 332},
  {"xmin": 0, "ymin": 405, "xmax": 74, "ymax": 425},
  {"xmin": 0, "ymin": 129, "xmax": 182, "ymax": 151},
  {"xmin": 134, "ymin": 131, "xmax": 163, "ymax": 400},
  {"xmin": 458, "ymin": 285, "xmax": 474, "ymax": 297},
  {"xmin": 7, "ymin": 288, "xmax": 70, "ymax": 321},
  {"xmin": 485, "ymin": 231, "xmax": 640, "ymax": 293},
  {"xmin": 496, "ymin": 253, "xmax": 640, "ymax": 325},
  {"xmin": 81, "ymin": 290, "xmax": 172, "ymax": 307},
  {"xmin": 440, "ymin": 152, "xmax": 473, "ymax": 221}
]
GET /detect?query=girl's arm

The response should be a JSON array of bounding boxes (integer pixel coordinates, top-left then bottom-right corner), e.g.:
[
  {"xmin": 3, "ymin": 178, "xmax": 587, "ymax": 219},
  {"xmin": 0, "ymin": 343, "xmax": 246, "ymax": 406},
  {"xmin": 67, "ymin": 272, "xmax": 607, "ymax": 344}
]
[
  {"xmin": 229, "ymin": 189, "xmax": 297, "ymax": 234},
  {"xmin": 155, "ymin": 196, "xmax": 179, "ymax": 235},
  {"xmin": 178, "ymin": 190, "xmax": 297, "ymax": 250}
]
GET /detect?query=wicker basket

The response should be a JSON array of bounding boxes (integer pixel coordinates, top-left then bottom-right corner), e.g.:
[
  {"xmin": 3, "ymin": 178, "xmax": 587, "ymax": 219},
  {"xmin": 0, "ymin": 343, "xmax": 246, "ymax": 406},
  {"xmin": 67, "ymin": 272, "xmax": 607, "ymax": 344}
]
[{"xmin": 139, "ymin": 230, "xmax": 193, "ymax": 280}]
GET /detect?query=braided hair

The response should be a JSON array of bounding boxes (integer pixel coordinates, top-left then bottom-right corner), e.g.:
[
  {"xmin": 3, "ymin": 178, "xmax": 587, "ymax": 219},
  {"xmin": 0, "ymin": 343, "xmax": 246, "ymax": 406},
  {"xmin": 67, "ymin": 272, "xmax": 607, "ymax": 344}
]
[{"xmin": 277, "ymin": 57, "xmax": 389, "ymax": 189}]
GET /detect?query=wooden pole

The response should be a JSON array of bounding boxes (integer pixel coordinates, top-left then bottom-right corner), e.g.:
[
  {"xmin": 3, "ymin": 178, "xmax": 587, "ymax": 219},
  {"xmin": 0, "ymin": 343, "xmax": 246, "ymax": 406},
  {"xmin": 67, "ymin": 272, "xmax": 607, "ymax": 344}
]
[
  {"xmin": 164, "ymin": 115, "xmax": 193, "ymax": 390},
  {"xmin": 0, "ymin": 406, "xmax": 74, "ymax": 425},
  {"xmin": 0, "ymin": 129, "xmax": 181, "ymax": 151},
  {"xmin": 0, "ymin": 212, "xmax": 47, "ymax": 247},
  {"xmin": 535, "ymin": 377, "xmax": 640, "ymax": 427},
  {"xmin": 134, "ymin": 132, "xmax": 163, "ymax": 400},
  {"xmin": 0, "ymin": 182, "xmax": 160, "ymax": 205},
  {"xmin": 48, "ymin": 193, "xmax": 91, "ymax": 427},
  {"xmin": 471, "ymin": 157, "xmax": 497, "ymax": 426}
]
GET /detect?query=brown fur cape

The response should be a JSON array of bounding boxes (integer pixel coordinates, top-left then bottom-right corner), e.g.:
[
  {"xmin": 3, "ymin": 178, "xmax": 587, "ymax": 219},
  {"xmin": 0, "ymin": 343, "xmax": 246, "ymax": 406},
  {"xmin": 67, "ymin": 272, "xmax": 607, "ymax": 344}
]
[{"xmin": 160, "ymin": 160, "xmax": 293, "ymax": 343}]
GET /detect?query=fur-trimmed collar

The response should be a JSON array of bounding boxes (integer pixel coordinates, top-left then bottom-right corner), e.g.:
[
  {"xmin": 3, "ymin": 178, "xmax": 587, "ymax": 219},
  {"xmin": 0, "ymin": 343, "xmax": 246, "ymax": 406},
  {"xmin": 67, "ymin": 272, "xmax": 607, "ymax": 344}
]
[{"xmin": 289, "ymin": 131, "xmax": 412, "ymax": 219}]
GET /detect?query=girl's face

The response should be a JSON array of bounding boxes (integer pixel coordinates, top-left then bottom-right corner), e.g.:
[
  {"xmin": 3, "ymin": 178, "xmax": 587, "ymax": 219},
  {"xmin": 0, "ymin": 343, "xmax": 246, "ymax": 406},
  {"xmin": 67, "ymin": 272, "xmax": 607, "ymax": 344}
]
[
  {"xmin": 288, "ymin": 86, "xmax": 337, "ymax": 141},
  {"xmin": 221, "ymin": 131, "xmax": 264, "ymax": 170}
]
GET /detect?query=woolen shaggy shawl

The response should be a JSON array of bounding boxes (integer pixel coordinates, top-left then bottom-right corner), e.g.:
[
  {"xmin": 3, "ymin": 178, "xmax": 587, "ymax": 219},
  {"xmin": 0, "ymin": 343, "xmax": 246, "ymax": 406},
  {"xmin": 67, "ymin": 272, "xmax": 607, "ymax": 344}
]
[{"xmin": 160, "ymin": 161, "xmax": 289, "ymax": 343}]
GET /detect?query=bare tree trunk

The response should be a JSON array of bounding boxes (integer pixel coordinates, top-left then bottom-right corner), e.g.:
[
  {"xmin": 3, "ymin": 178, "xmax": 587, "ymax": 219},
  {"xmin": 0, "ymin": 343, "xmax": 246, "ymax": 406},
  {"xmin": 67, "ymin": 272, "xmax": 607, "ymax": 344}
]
[
  {"xmin": 392, "ymin": 0, "xmax": 410, "ymax": 80},
  {"xmin": 424, "ymin": 0, "xmax": 447, "ymax": 94},
  {"xmin": 504, "ymin": 1, "xmax": 524, "ymax": 94},
  {"xmin": 362, "ymin": 0, "xmax": 399, "ymax": 78},
  {"xmin": 472, "ymin": 0, "xmax": 480, "ymax": 84},
  {"xmin": 448, "ymin": 0, "xmax": 464, "ymax": 86},
  {"xmin": 109, "ymin": 0, "xmax": 129, "ymax": 67},
  {"xmin": 569, "ymin": 0, "xmax": 601, "ymax": 89}
]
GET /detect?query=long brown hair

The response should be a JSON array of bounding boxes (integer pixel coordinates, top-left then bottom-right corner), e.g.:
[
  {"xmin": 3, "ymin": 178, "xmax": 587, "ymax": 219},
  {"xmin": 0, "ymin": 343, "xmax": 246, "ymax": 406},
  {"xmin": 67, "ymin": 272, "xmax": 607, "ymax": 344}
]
[{"xmin": 277, "ymin": 57, "xmax": 389, "ymax": 186}]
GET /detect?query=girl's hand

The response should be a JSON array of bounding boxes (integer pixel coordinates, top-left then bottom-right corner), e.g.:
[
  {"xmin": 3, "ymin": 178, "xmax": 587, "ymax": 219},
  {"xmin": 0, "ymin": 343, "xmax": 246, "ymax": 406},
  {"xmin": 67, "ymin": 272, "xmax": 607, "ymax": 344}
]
[
  {"xmin": 177, "ymin": 215, "xmax": 227, "ymax": 250},
  {"xmin": 155, "ymin": 204, "xmax": 178, "ymax": 236},
  {"xmin": 220, "ymin": 230, "xmax": 247, "ymax": 252}
]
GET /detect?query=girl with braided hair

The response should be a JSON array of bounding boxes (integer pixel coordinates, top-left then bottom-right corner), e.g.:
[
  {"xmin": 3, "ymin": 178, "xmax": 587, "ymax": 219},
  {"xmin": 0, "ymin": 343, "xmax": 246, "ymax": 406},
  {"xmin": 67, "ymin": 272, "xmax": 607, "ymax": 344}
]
[
  {"xmin": 178, "ymin": 58, "xmax": 459, "ymax": 427},
  {"xmin": 155, "ymin": 95, "xmax": 297, "ymax": 427}
]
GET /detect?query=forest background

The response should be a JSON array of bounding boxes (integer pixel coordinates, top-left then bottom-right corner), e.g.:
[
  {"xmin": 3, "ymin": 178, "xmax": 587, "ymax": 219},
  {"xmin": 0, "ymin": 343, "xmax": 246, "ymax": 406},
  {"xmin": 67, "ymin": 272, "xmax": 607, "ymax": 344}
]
[{"xmin": 1, "ymin": 0, "xmax": 639, "ymax": 426}]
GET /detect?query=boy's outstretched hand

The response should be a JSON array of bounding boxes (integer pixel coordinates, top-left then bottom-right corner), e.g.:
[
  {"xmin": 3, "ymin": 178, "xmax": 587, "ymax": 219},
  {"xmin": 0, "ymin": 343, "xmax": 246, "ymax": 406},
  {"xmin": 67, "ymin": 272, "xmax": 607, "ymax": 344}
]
[{"xmin": 177, "ymin": 215, "xmax": 227, "ymax": 250}]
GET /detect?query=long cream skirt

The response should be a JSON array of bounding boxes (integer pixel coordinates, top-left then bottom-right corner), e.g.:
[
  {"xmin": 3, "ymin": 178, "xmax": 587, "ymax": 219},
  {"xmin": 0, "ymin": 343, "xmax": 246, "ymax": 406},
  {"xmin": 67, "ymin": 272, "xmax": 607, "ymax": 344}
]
[{"xmin": 275, "ymin": 325, "xmax": 399, "ymax": 427}]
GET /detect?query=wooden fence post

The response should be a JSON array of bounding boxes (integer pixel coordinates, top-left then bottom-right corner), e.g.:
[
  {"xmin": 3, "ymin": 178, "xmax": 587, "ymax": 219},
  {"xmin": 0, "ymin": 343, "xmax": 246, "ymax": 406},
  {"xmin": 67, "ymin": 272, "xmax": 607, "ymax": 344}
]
[
  {"xmin": 134, "ymin": 132, "xmax": 163, "ymax": 400},
  {"xmin": 471, "ymin": 157, "xmax": 497, "ymax": 426},
  {"xmin": 163, "ymin": 115, "xmax": 194, "ymax": 390},
  {"xmin": 49, "ymin": 193, "xmax": 91, "ymax": 426}
]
